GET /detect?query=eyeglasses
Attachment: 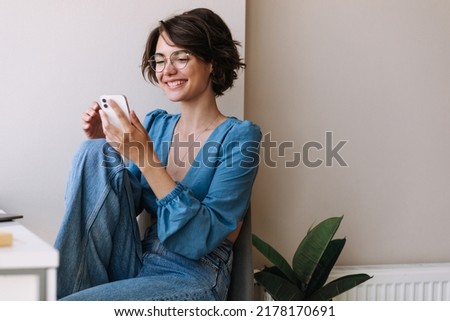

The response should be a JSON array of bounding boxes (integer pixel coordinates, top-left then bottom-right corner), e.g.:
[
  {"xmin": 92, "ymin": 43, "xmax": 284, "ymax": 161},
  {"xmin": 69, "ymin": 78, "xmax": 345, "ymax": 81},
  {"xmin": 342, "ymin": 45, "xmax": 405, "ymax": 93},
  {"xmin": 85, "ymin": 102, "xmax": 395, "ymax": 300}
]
[{"xmin": 149, "ymin": 50, "xmax": 191, "ymax": 73}]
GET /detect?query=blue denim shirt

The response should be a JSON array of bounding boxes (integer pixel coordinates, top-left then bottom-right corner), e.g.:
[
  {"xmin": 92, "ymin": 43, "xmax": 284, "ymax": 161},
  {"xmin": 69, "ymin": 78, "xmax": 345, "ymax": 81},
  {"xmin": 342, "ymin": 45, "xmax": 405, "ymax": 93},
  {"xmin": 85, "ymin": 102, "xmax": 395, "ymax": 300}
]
[{"xmin": 128, "ymin": 109, "xmax": 261, "ymax": 259}]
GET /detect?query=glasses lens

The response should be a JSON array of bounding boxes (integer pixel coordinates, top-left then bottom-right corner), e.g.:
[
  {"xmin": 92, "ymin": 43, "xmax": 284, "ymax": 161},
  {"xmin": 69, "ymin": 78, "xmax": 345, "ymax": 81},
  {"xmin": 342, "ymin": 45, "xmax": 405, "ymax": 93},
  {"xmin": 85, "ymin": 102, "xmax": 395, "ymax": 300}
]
[
  {"xmin": 171, "ymin": 51, "xmax": 190, "ymax": 70},
  {"xmin": 150, "ymin": 54, "xmax": 165, "ymax": 72}
]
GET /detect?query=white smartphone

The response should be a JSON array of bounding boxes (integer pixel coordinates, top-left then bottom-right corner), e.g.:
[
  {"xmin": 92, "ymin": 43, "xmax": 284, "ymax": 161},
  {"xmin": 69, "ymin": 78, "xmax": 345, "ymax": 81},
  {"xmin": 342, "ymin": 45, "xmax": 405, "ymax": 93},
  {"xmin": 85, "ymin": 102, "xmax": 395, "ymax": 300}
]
[{"xmin": 99, "ymin": 94, "xmax": 130, "ymax": 128}]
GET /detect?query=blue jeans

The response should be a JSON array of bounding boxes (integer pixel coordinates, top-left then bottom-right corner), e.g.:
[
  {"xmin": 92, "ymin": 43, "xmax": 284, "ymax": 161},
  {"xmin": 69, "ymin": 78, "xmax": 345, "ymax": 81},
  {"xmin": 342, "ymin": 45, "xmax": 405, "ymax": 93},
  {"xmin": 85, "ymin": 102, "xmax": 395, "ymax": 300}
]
[{"xmin": 54, "ymin": 139, "xmax": 233, "ymax": 300}]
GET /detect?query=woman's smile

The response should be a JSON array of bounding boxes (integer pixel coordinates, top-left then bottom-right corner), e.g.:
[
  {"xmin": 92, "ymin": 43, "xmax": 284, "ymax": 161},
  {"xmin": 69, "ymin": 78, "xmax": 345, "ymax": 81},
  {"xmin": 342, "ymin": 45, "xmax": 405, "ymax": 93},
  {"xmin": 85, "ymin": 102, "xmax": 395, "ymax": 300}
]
[{"xmin": 165, "ymin": 79, "xmax": 187, "ymax": 89}]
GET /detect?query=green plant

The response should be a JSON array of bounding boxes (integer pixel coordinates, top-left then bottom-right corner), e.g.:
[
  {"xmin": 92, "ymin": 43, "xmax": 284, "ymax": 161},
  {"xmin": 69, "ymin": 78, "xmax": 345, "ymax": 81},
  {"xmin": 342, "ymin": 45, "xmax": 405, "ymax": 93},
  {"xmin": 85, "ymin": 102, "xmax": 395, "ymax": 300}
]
[{"xmin": 252, "ymin": 216, "xmax": 372, "ymax": 300}]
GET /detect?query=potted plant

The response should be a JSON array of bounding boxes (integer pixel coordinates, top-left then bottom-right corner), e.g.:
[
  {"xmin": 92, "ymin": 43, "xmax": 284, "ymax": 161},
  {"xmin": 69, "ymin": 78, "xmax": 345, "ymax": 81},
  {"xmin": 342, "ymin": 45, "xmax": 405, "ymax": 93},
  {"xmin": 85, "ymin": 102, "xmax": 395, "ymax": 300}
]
[{"xmin": 252, "ymin": 216, "xmax": 371, "ymax": 300}]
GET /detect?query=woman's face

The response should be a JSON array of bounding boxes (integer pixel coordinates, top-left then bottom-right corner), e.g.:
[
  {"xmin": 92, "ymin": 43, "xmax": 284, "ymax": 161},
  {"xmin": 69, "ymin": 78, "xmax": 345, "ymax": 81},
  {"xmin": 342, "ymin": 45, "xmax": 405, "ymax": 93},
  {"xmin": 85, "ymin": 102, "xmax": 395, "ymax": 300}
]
[{"xmin": 154, "ymin": 33, "xmax": 214, "ymax": 103}]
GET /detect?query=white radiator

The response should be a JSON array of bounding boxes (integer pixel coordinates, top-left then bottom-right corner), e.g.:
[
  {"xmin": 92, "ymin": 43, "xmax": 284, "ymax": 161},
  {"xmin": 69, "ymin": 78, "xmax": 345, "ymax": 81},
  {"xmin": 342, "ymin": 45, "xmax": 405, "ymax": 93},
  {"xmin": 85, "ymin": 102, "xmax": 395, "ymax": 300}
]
[
  {"xmin": 329, "ymin": 263, "xmax": 450, "ymax": 301},
  {"xmin": 255, "ymin": 263, "xmax": 450, "ymax": 301}
]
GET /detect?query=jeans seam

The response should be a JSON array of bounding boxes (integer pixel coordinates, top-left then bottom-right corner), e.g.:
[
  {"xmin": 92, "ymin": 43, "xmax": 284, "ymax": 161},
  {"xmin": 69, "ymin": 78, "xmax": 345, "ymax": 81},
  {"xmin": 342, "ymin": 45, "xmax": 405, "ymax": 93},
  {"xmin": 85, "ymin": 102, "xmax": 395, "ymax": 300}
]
[{"xmin": 73, "ymin": 182, "xmax": 113, "ymax": 293}]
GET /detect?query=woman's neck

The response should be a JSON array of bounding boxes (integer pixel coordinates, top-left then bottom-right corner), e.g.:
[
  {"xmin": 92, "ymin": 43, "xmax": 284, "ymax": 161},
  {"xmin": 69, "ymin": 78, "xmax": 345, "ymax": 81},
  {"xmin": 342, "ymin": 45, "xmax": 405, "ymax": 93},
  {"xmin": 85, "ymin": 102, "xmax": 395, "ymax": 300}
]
[{"xmin": 178, "ymin": 99, "xmax": 221, "ymax": 134}]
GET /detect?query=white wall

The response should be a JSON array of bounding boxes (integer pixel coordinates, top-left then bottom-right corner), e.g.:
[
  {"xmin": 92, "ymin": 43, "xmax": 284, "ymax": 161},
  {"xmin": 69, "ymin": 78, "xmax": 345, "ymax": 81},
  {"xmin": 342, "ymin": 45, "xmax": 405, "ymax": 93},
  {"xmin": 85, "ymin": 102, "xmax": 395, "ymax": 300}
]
[
  {"xmin": 246, "ymin": 0, "xmax": 450, "ymax": 267},
  {"xmin": 0, "ymin": 0, "xmax": 245, "ymax": 245}
]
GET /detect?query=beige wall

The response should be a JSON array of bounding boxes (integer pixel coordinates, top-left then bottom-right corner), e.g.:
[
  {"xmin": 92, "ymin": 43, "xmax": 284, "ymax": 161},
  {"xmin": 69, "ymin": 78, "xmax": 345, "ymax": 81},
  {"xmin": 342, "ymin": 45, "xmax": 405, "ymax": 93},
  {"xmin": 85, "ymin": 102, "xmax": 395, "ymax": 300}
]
[{"xmin": 245, "ymin": 0, "xmax": 450, "ymax": 267}]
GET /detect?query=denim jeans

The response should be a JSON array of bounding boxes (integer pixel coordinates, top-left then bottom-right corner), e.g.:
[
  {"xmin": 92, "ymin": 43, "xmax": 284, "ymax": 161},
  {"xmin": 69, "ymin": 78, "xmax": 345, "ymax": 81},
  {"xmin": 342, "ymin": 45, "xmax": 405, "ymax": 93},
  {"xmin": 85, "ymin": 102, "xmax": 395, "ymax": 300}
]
[{"xmin": 54, "ymin": 139, "xmax": 233, "ymax": 300}]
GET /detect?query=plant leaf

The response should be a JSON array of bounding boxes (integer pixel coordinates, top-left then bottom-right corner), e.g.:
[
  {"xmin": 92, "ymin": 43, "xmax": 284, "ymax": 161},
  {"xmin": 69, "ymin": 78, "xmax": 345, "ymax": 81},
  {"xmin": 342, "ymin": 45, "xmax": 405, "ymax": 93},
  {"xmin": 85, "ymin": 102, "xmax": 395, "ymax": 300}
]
[
  {"xmin": 306, "ymin": 238, "xmax": 346, "ymax": 297},
  {"xmin": 254, "ymin": 270, "xmax": 304, "ymax": 300},
  {"xmin": 261, "ymin": 266, "xmax": 291, "ymax": 281},
  {"xmin": 292, "ymin": 216, "xmax": 343, "ymax": 288},
  {"xmin": 252, "ymin": 234, "xmax": 298, "ymax": 284},
  {"xmin": 308, "ymin": 273, "xmax": 373, "ymax": 301}
]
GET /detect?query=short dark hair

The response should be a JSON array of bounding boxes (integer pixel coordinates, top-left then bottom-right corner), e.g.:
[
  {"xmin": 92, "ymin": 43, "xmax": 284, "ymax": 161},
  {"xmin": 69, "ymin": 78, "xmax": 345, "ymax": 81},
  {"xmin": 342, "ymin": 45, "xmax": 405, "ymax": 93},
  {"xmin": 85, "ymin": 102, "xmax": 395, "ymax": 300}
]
[{"xmin": 141, "ymin": 8, "xmax": 245, "ymax": 97}]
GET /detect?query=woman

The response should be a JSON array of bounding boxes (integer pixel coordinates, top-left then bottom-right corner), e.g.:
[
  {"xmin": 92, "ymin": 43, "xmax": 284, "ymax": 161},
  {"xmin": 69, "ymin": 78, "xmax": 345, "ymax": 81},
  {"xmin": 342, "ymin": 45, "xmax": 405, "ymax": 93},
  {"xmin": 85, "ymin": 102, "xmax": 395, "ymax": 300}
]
[{"xmin": 54, "ymin": 8, "xmax": 261, "ymax": 300}]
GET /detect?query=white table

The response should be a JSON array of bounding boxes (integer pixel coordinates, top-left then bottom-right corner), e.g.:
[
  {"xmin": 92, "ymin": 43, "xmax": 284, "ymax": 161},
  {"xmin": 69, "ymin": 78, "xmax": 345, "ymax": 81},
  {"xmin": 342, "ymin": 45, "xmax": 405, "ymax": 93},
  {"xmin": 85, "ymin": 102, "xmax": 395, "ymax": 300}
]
[{"xmin": 0, "ymin": 221, "xmax": 59, "ymax": 300}]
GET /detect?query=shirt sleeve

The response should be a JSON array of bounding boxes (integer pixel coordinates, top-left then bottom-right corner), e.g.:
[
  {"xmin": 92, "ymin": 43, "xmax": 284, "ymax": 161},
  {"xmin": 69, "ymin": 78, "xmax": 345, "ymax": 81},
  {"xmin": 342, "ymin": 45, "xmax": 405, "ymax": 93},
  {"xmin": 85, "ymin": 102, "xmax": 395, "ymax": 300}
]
[{"xmin": 155, "ymin": 120, "xmax": 262, "ymax": 259}]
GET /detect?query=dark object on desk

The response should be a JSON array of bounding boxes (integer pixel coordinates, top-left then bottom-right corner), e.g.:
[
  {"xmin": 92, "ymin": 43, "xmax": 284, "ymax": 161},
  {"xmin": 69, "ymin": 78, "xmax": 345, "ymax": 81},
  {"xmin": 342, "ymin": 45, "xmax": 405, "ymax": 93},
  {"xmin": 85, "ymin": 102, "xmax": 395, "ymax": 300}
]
[{"xmin": 0, "ymin": 213, "xmax": 24, "ymax": 222}]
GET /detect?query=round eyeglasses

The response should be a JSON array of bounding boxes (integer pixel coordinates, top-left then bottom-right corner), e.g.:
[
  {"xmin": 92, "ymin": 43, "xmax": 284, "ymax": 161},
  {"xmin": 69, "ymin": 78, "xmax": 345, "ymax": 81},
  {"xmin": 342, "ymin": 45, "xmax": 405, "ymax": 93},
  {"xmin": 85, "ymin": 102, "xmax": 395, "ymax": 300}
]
[{"xmin": 149, "ymin": 50, "xmax": 191, "ymax": 73}]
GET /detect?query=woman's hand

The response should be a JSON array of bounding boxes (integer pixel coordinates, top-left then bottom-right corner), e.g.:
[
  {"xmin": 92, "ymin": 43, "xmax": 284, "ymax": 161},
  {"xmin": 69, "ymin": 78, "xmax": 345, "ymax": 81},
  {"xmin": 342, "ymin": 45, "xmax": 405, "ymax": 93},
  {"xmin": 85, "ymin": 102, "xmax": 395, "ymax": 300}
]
[
  {"xmin": 82, "ymin": 102, "xmax": 105, "ymax": 139},
  {"xmin": 99, "ymin": 99, "xmax": 158, "ymax": 168},
  {"xmin": 99, "ymin": 99, "xmax": 176, "ymax": 199}
]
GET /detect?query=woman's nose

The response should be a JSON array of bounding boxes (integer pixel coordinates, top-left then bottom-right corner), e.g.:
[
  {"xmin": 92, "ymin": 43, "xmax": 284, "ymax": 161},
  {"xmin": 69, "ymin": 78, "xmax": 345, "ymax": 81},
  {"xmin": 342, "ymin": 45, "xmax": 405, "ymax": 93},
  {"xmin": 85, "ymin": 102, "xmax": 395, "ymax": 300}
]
[{"xmin": 163, "ymin": 60, "xmax": 177, "ymax": 75}]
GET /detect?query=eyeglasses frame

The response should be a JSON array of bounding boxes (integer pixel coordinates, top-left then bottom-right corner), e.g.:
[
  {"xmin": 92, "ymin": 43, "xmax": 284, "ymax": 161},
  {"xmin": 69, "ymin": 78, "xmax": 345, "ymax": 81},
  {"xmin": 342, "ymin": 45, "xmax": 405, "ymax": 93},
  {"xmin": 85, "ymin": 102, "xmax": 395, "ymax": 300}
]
[{"xmin": 149, "ymin": 50, "xmax": 192, "ymax": 73}]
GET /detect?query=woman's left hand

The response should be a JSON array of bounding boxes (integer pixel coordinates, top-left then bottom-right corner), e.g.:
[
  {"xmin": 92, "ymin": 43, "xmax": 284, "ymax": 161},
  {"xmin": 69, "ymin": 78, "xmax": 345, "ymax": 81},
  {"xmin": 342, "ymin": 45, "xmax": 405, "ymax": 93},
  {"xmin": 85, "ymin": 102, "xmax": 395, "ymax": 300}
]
[{"xmin": 99, "ymin": 99, "xmax": 156, "ymax": 167}]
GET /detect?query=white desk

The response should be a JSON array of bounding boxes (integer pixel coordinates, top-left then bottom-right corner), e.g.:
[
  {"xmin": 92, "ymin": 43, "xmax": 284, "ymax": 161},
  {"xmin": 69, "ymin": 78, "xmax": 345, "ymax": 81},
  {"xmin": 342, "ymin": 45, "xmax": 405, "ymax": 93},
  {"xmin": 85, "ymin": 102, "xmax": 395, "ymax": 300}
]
[{"xmin": 0, "ymin": 221, "xmax": 59, "ymax": 300}]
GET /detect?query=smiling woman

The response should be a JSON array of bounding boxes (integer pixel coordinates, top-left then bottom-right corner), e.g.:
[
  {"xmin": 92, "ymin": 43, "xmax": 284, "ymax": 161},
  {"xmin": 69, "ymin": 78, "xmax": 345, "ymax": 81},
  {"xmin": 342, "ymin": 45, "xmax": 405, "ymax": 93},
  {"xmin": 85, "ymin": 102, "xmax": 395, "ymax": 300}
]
[
  {"xmin": 141, "ymin": 8, "xmax": 245, "ymax": 97},
  {"xmin": 149, "ymin": 37, "xmax": 214, "ymax": 106},
  {"xmin": 54, "ymin": 7, "xmax": 261, "ymax": 301}
]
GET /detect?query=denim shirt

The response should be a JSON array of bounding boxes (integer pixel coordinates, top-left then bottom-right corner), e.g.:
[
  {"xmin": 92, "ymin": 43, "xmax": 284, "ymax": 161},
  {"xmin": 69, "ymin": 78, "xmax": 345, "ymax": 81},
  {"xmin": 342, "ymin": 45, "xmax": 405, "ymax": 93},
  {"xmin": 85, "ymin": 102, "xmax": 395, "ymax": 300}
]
[{"xmin": 128, "ymin": 109, "xmax": 261, "ymax": 260}]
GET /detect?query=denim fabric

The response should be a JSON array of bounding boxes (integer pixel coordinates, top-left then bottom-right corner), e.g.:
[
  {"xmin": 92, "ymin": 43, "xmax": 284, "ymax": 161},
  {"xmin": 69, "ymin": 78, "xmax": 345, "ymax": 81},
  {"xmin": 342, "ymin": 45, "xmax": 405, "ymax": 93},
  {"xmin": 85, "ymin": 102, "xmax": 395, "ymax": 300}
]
[
  {"xmin": 54, "ymin": 139, "xmax": 233, "ymax": 300},
  {"xmin": 54, "ymin": 109, "xmax": 261, "ymax": 300},
  {"xmin": 59, "ymin": 227, "xmax": 233, "ymax": 301},
  {"xmin": 128, "ymin": 109, "xmax": 262, "ymax": 259}
]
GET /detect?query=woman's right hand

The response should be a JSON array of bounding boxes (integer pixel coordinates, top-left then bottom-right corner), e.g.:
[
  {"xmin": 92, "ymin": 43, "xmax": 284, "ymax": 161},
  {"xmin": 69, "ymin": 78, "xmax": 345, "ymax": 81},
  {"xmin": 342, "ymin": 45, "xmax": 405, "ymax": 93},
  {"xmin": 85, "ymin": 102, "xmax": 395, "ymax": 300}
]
[{"xmin": 82, "ymin": 102, "xmax": 105, "ymax": 139}]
